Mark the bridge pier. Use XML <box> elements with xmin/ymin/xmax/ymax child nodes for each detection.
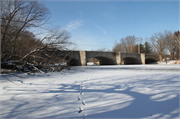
<box><xmin>141</xmin><ymin>53</ymin><xmax>146</xmax><ymax>65</ymax></box>
<box><xmin>116</xmin><ymin>51</ymin><xmax>121</xmax><ymax>65</ymax></box>
<box><xmin>79</xmin><ymin>51</ymin><xmax>86</xmax><ymax>66</ymax></box>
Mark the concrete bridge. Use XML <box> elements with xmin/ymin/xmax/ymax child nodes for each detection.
<box><xmin>53</xmin><ymin>50</ymin><xmax>159</xmax><ymax>66</ymax></box>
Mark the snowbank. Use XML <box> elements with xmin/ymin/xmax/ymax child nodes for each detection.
<box><xmin>158</xmin><ymin>60</ymin><xmax>180</xmax><ymax>65</ymax></box>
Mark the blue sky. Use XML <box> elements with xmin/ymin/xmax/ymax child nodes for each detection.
<box><xmin>39</xmin><ymin>0</ymin><xmax>179</xmax><ymax>51</ymax></box>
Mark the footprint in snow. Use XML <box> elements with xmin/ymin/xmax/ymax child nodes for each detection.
<box><xmin>78</xmin><ymin>107</ymin><xmax>83</xmax><ymax>113</ymax></box>
<box><xmin>78</xmin><ymin>96</ymin><xmax>81</xmax><ymax>100</ymax></box>
<box><xmin>82</xmin><ymin>100</ymin><xmax>87</xmax><ymax>106</ymax></box>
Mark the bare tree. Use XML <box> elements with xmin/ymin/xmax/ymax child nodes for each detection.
<box><xmin>1</xmin><ymin>28</ymin><xmax>72</xmax><ymax>73</ymax></box>
<box><xmin>150</xmin><ymin>31</ymin><xmax>169</xmax><ymax>61</ymax></box>
<box><xmin>173</xmin><ymin>31</ymin><xmax>180</xmax><ymax>48</ymax></box>
<box><xmin>1</xmin><ymin>0</ymin><xmax>74</xmax><ymax>74</ymax></box>
<box><xmin>173</xmin><ymin>31</ymin><xmax>180</xmax><ymax>59</ymax></box>
<box><xmin>1</xmin><ymin>0</ymin><xmax>50</xmax><ymax>58</ymax></box>
<box><xmin>125</xmin><ymin>36</ymin><xmax>137</xmax><ymax>53</ymax></box>
<box><xmin>119</xmin><ymin>38</ymin><xmax>128</xmax><ymax>53</ymax></box>
<box><xmin>112</xmin><ymin>40</ymin><xmax>121</xmax><ymax>52</ymax></box>
<box><xmin>112</xmin><ymin>35</ymin><xmax>137</xmax><ymax>53</ymax></box>
<box><xmin>164</xmin><ymin>31</ymin><xmax>176</xmax><ymax>60</ymax></box>
<box><xmin>20</xmin><ymin>28</ymin><xmax>72</xmax><ymax>73</ymax></box>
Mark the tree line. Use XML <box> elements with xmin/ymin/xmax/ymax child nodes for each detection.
<box><xmin>112</xmin><ymin>31</ymin><xmax>180</xmax><ymax>61</ymax></box>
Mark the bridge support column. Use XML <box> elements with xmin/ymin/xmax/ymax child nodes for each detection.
<box><xmin>116</xmin><ymin>51</ymin><xmax>121</xmax><ymax>65</ymax></box>
<box><xmin>141</xmin><ymin>53</ymin><xmax>146</xmax><ymax>65</ymax></box>
<box><xmin>80</xmin><ymin>51</ymin><xmax>86</xmax><ymax>66</ymax></box>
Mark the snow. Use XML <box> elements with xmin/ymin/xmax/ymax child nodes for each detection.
<box><xmin>158</xmin><ymin>60</ymin><xmax>180</xmax><ymax>65</ymax></box>
<box><xmin>0</xmin><ymin>65</ymin><xmax>180</xmax><ymax>119</ymax></box>
<box><xmin>87</xmin><ymin>62</ymin><xmax>95</xmax><ymax>66</ymax></box>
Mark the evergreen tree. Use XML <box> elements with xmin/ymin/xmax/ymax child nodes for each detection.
<box><xmin>140</xmin><ymin>44</ymin><xmax>145</xmax><ymax>53</ymax></box>
<box><xmin>144</xmin><ymin>42</ymin><xmax>152</xmax><ymax>54</ymax></box>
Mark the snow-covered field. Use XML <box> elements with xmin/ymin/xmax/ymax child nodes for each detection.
<box><xmin>0</xmin><ymin>65</ymin><xmax>180</xmax><ymax>119</ymax></box>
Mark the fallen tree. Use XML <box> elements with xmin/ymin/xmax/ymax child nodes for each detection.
<box><xmin>1</xmin><ymin>29</ymin><xmax>74</xmax><ymax>75</ymax></box>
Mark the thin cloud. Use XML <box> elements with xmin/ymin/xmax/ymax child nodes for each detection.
<box><xmin>92</xmin><ymin>22</ymin><xmax>106</xmax><ymax>35</ymax></box>
<box><xmin>91</xmin><ymin>21</ymin><xmax>114</xmax><ymax>40</ymax></box>
<box><xmin>66</xmin><ymin>19</ymin><xmax>84</xmax><ymax>31</ymax></box>
<box><xmin>103</xmin><ymin>30</ymin><xmax>107</xmax><ymax>34</ymax></box>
